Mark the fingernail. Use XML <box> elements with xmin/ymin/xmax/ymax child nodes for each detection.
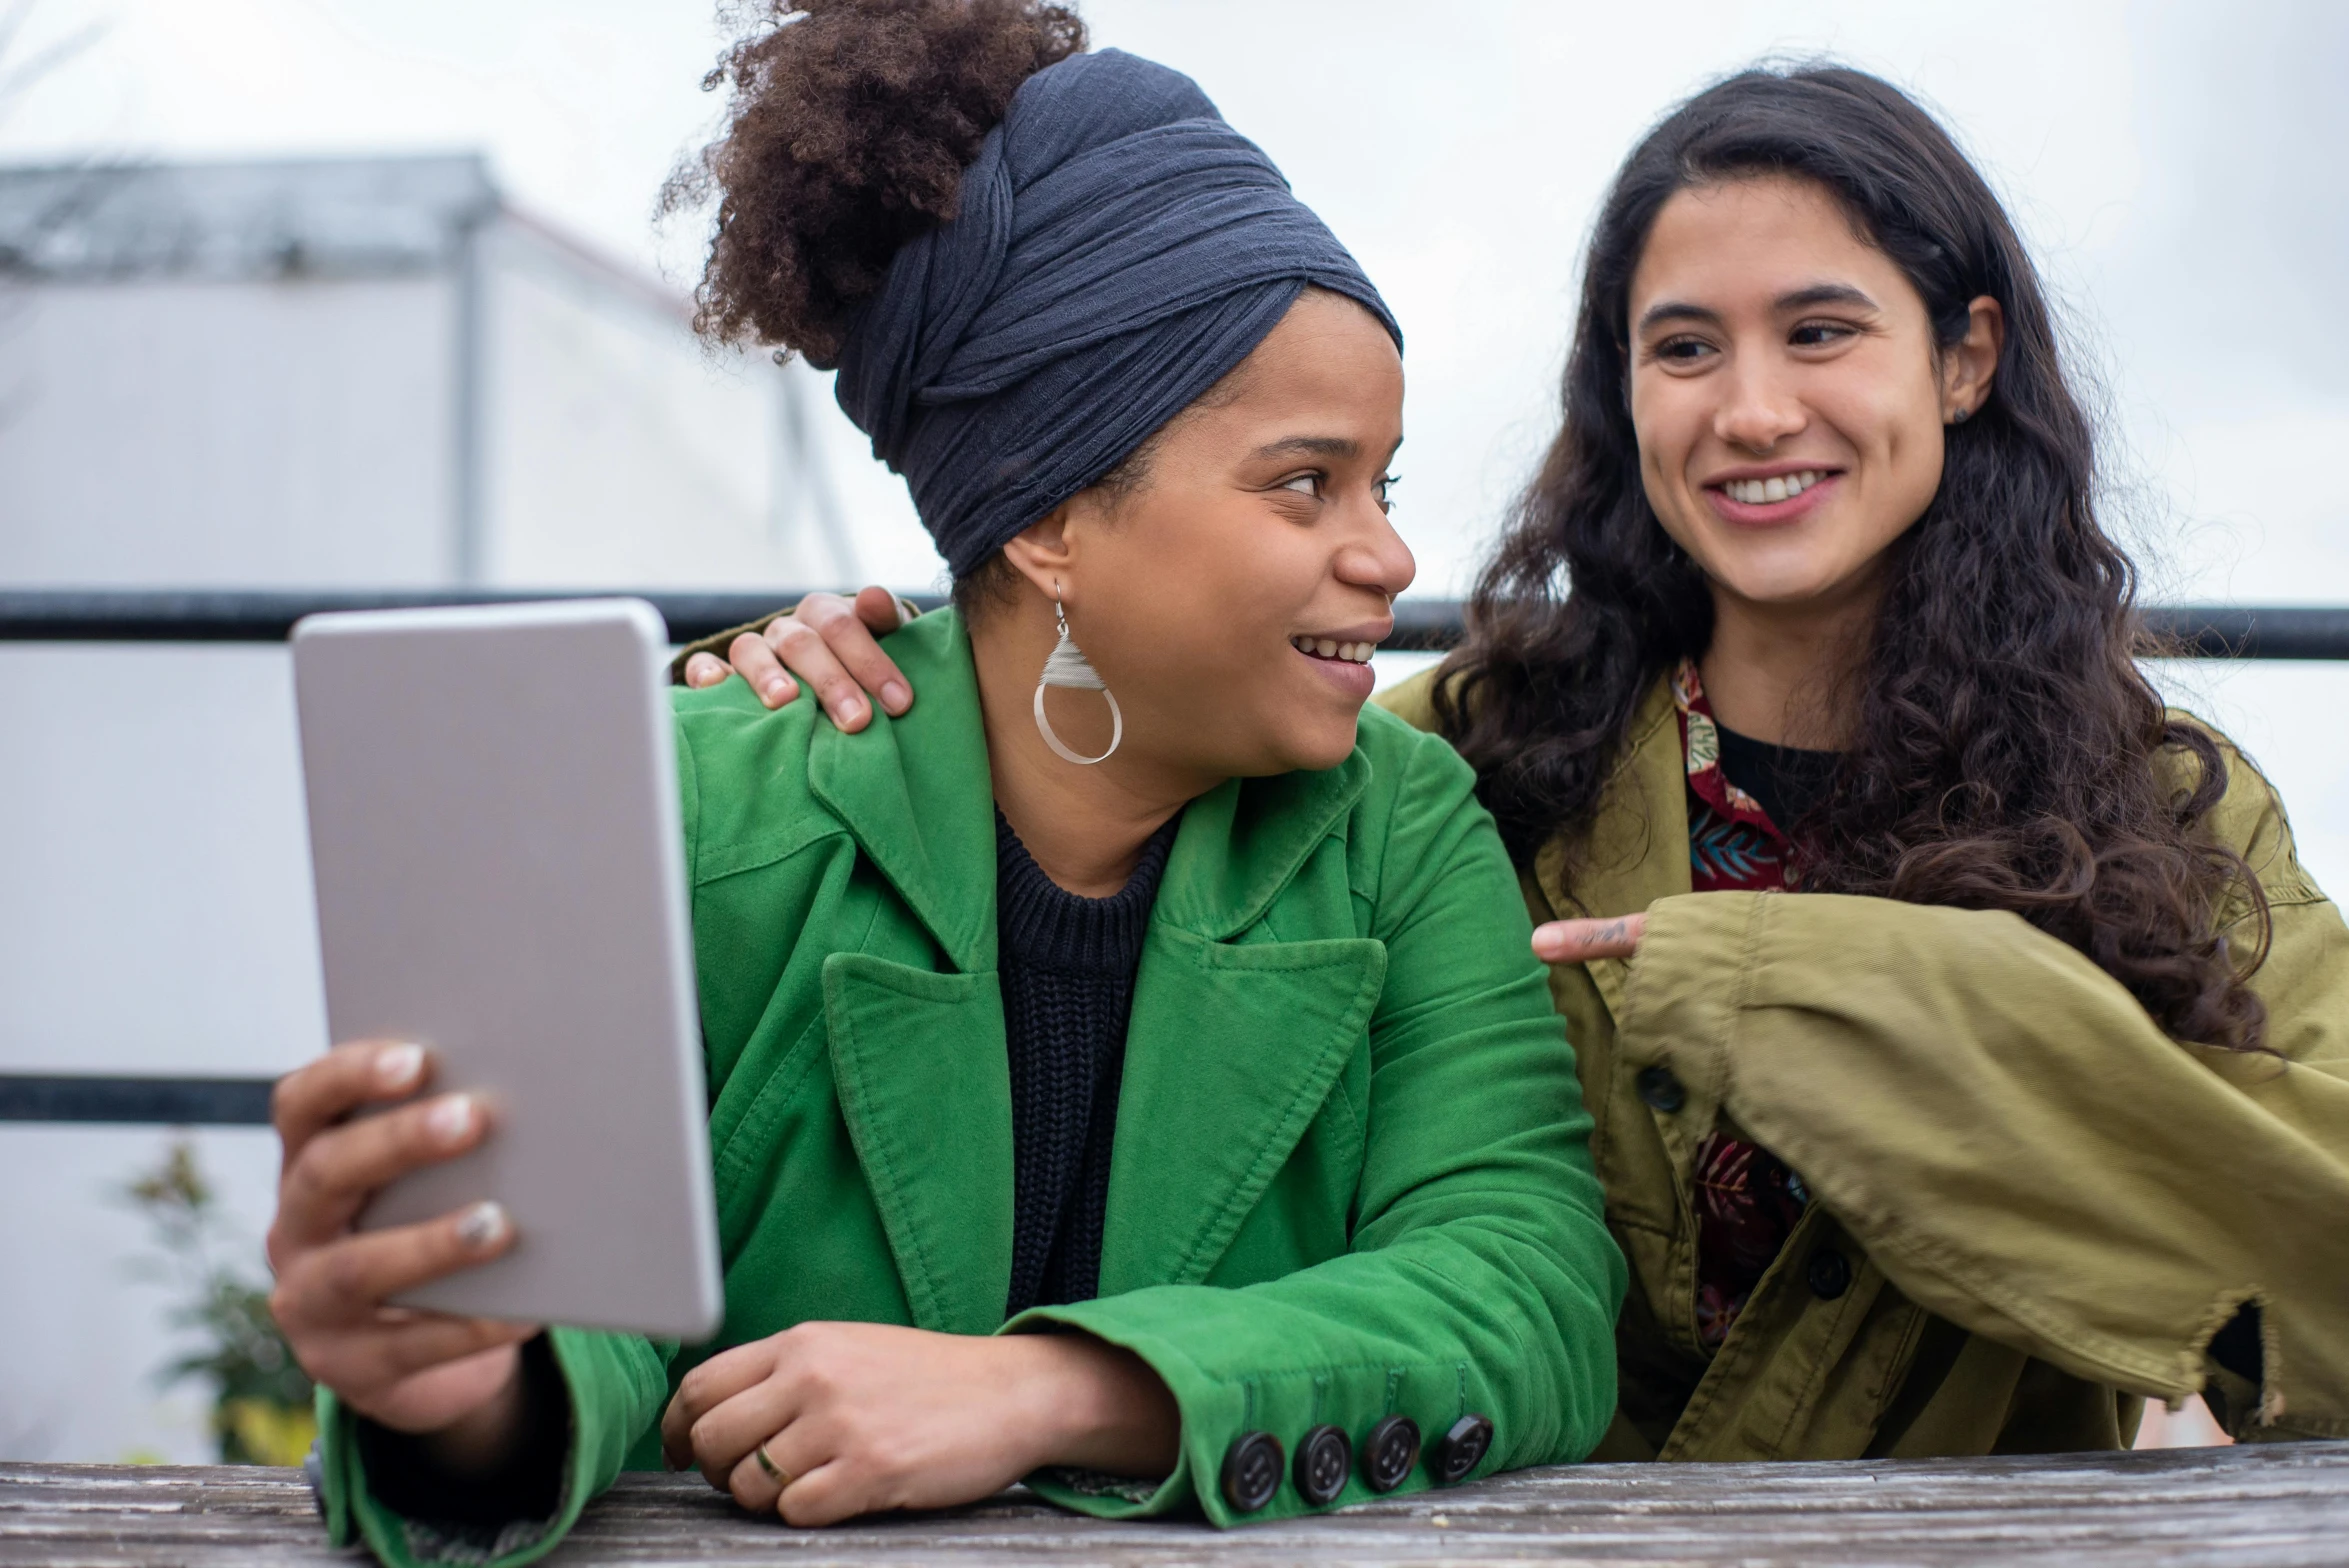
<box><xmin>763</xmin><ymin>679</ymin><xmax>789</xmax><ymax>703</ymax></box>
<box><xmin>880</xmin><ymin>681</ymin><xmax>909</xmax><ymax>713</ymax></box>
<box><xmin>427</xmin><ymin>1094</ymin><xmax>476</xmax><ymax>1145</ymax></box>
<box><xmin>837</xmin><ymin>697</ymin><xmax>864</xmax><ymax>723</ymax></box>
<box><xmin>376</xmin><ymin>1043</ymin><xmax>425</xmax><ymax>1090</ymax></box>
<box><xmin>456</xmin><ymin>1200</ymin><xmax>508</xmax><ymax>1251</ymax></box>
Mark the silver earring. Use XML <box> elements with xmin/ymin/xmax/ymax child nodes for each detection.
<box><xmin>1033</xmin><ymin>589</ymin><xmax>1122</xmax><ymax>766</ymax></box>
<box><xmin>1951</xmin><ymin>407</ymin><xmax>1970</xmax><ymax>425</ymax></box>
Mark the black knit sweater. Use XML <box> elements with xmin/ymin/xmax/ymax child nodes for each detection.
<box><xmin>996</xmin><ymin>807</ymin><xmax>1180</xmax><ymax>1318</ymax></box>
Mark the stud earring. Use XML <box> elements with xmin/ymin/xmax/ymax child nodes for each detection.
<box><xmin>1033</xmin><ymin>588</ymin><xmax>1122</xmax><ymax>766</ymax></box>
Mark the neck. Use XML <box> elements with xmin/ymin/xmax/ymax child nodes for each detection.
<box><xmin>968</xmin><ymin>607</ymin><xmax>1210</xmax><ymax>898</ymax></box>
<box><xmin>1697</xmin><ymin>576</ymin><xmax>1883</xmax><ymax>750</ymax></box>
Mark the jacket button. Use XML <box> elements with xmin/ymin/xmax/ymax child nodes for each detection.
<box><xmin>1429</xmin><ymin>1414</ymin><xmax>1493</xmax><ymax>1485</ymax></box>
<box><xmin>1220</xmin><ymin>1430</ymin><xmax>1284</xmax><ymax>1513</ymax></box>
<box><xmin>1636</xmin><ymin>1064</ymin><xmax>1686</xmax><ymax>1113</ymax></box>
<box><xmin>1807</xmin><ymin>1248</ymin><xmax>1852</xmax><ymax>1301</ymax></box>
<box><xmin>1293</xmin><ymin>1423</ymin><xmax>1351</xmax><ymax>1507</ymax></box>
<box><xmin>1362</xmin><ymin>1414</ymin><xmax>1421</xmax><ymax>1493</ymax></box>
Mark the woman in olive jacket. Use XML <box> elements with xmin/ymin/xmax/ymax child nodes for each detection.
<box><xmin>263</xmin><ymin>18</ymin><xmax>1621</xmax><ymax>1568</ymax></box>
<box><xmin>697</xmin><ymin>65</ymin><xmax>2349</xmax><ymax>1460</ymax></box>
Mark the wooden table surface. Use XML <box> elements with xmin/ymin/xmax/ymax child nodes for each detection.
<box><xmin>7</xmin><ymin>1441</ymin><xmax>2348</xmax><ymax>1567</ymax></box>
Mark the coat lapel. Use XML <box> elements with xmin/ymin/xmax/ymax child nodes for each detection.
<box><xmin>1537</xmin><ymin>678</ymin><xmax>1690</xmax><ymax>1020</ymax></box>
<box><xmin>822</xmin><ymin>954</ymin><xmax>1014</xmax><ymax>1335</ymax></box>
<box><xmin>807</xmin><ymin>611</ymin><xmax>996</xmax><ymax>975</ymax></box>
<box><xmin>1098</xmin><ymin>759</ymin><xmax>1383</xmax><ymax>1294</ymax></box>
<box><xmin>807</xmin><ymin>612</ymin><xmax>1010</xmax><ymax>1331</ymax></box>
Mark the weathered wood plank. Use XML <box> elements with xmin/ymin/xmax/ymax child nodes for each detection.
<box><xmin>6</xmin><ymin>1443</ymin><xmax>2348</xmax><ymax>1567</ymax></box>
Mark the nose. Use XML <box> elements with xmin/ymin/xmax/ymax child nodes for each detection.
<box><xmin>1336</xmin><ymin>494</ymin><xmax>1417</xmax><ymax>602</ymax></box>
<box><xmin>1713</xmin><ymin>355</ymin><xmax>1808</xmax><ymax>453</ymax></box>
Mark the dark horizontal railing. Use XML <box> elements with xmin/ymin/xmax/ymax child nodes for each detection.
<box><xmin>6</xmin><ymin>590</ymin><xmax>2349</xmax><ymax>658</ymax></box>
<box><xmin>0</xmin><ymin>1074</ymin><xmax>274</xmax><ymax>1125</ymax></box>
<box><xmin>6</xmin><ymin>587</ymin><xmax>2347</xmax><ymax>1129</ymax></box>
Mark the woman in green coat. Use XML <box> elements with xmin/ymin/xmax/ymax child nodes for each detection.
<box><xmin>261</xmin><ymin>12</ymin><xmax>1622</xmax><ymax>1566</ymax></box>
<box><xmin>696</xmin><ymin>64</ymin><xmax>2349</xmax><ymax>1458</ymax></box>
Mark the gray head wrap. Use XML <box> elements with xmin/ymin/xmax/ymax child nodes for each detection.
<box><xmin>828</xmin><ymin>49</ymin><xmax>1400</xmax><ymax>579</ymax></box>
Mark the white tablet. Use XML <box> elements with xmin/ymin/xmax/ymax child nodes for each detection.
<box><xmin>292</xmin><ymin>599</ymin><xmax>722</xmax><ymax>1342</ymax></box>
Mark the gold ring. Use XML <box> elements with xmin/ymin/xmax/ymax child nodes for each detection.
<box><xmin>754</xmin><ymin>1440</ymin><xmax>787</xmax><ymax>1487</ymax></box>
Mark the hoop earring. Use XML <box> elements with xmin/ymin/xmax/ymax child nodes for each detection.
<box><xmin>1033</xmin><ymin>589</ymin><xmax>1122</xmax><ymax>766</ymax></box>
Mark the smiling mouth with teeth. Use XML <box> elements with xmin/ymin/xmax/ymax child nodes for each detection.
<box><xmin>1291</xmin><ymin>635</ymin><xmax>1377</xmax><ymax>664</ymax></box>
<box><xmin>1720</xmin><ymin>469</ymin><xmax>1833</xmax><ymax>505</ymax></box>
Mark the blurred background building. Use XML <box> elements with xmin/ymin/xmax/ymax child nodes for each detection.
<box><xmin>0</xmin><ymin>0</ymin><xmax>2340</xmax><ymax>1462</ymax></box>
<box><xmin>0</xmin><ymin>153</ymin><xmax>851</xmax><ymax>589</ymax></box>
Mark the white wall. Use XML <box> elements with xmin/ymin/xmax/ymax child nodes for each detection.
<box><xmin>0</xmin><ymin>644</ymin><xmax>320</xmax><ymax>1464</ymax></box>
<box><xmin>478</xmin><ymin>218</ymin><xmax>857</xmax><ymax>591</ymax></box>
<box><xmin>0</xmin><ymin>275</ymin><xmax>458</xmax><ymax>587</ymax></box>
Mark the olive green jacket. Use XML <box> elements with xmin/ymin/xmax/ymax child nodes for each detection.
<box><xmin>314</xmin><ymin>610</ymin><xmax>1624</xmax><ymax>1567</ymax></box>
<box><xmin>1380</xmin><ymin>669</ymin><xmax>2349</xmax><ymax>1460</ymax></box>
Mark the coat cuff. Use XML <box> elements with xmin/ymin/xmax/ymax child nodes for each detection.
<box><xmin>1004</xmin><ymin>1291</ymin><xmax>1484</xmax><ymax>1527</ymax></box>
<box><xmin>312</xmin><ymin>1327</ymin><xmax>662</xmax><ymax>1568</ymax></box>
<box><xmin>1611</xmin><ymin>891</ymin><xmax>1765</xmax><ymax>1142</ymax></box>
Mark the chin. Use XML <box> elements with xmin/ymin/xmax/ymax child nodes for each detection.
<box><xmin>1712</xmin><ymin>560</ymin><xmax>1864</xmax><ymax>609</ymax></box>
<box><xmin>1279</xmin><ymin>721</ymin><xmax>1363</xmax><ymax>775</ymax></box>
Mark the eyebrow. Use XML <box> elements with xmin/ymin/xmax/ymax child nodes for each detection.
<box><xmin>1253</xmin><ymin>435</ymin><xmax>1361</xmax><ymax>462</ymax></box>
<box><xmin>1636</xmin><ymin>282</ymin><xmax>1881</xmax><ymax>334</ymax></box>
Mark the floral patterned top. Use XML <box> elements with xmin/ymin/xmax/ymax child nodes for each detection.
<box><xmin>1672</xmin><ymin>658</ymin><xmax>1814</xmax><ymax>1347</ymax></box>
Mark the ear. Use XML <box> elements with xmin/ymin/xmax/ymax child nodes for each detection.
<box><xmin>999</xmin><ymin>501</ymin><xmax>1078</xmax><ymax>604</ymax></box>
<box><xmin>1941</xmin><ymin>295</ymin><xmax>2005</xmax><ymax>424</ymax></box>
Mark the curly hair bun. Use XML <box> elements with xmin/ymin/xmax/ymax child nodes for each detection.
<box><xmin>669</xmin><ymin>0</ymin><xmax>1087</xmax><ymax>364</ymax></box>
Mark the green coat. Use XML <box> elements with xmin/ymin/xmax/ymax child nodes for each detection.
<box><xmin>1380</xmin><ymin>669</ymin><xmax>2349</xmax><ymax>1460</ymax></box>
<box><xmin>316</xmin><ymin>609</ymin><xmax>1625</xmax><ymax>1566</ymax></box>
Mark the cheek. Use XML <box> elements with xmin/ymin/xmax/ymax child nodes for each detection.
<box><xmin>1835</xmin><ymin>378</ymin><xmax>1946</xmax><ymax>547</ymax></box>
<box><xmin>1629</xmin><ymin>379</ymin><xmax>1704</xmax><ymax>531</ymax></box>
<box><xmin>1084</xmin><ymin>503</ymin><xmax>1297</xmax><ymax>677</ymax></box>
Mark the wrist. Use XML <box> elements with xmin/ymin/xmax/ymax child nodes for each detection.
<box><xmin>1007</xmin><ymin>1331</ymin><xmax>1179</xmax><ymax>1478</ymax></box>
<box><xmin>417</xmin><ymin>1341</ymin><xmax>534</xmax><ymax>1476</ymax></box>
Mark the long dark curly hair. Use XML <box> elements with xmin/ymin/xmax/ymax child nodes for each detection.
<box><xmin>1434</xmin><ymin>64</ymin><xmax>2269</xmax><ymax>1052</ymax></box>
<box><xmin>663</xmin><ymin>0</ymin><xmax>1085</xmax><ymax>365</ymax></box>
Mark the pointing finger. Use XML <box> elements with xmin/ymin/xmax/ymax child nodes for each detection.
<box><xmin>1532</xmin><ymin>913</ymin><xmax>1648</xmax><ymax>965</ymax></box>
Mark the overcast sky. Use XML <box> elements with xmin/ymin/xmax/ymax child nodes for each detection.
<box><xmin>5</xmin><ymin>0</ymin><xmax>2345</xmax><ymax>875</ymax></box>
<box><xmin>6</xmin><ymin>0</ymin><xmax>2342</xmax><ymax>600</ymax></box>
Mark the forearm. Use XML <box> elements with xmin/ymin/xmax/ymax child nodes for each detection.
<box><xmin>1017</xmin><ymin>1208</ymin><xmax>1620</xmax><ymax>1524</ymax></box>
<box><xmin>1621</xmin><ymin>890</ymin><xmax>2349</xmax><ymax>1428</ymax></box>
<box><xmin>1008</xmin><ymin>1332</ymin><xmax>1179</xmax><ymax>1477</ymax></box>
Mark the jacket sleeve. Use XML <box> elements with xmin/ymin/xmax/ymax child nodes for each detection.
<box><xmin>314</xmin><ymin>1327</ymin><xmax>671</xmax><ymax>1568</ymax></box>
<box><xmin>1010</xmin><ymin>731</ymin><xmax>1626</xmax><ymax>1524</ymax></box>
<box><xmin>1614</xmin><ymin>744</ymin><xmax>2349</xmax><ymax>1440</ymax></box>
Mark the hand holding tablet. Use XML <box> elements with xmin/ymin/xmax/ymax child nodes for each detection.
<box><xmin>265</xmin><ymin>1037</ymin><xmax>540</xmax><ymax>1449</ymax></box>
<box><xmin>273</xmin><ymin>600</ymin><xmax>723</xmax><ymax>1454</ymax></box>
